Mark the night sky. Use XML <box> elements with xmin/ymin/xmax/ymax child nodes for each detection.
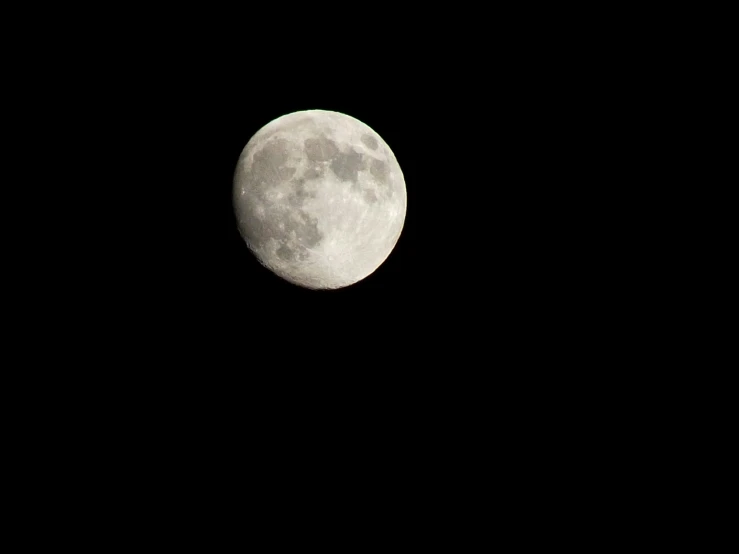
<box><xmin>69</xmin><ymin>7</ymin><xmax>633</xmax><ymax>391</ymax></box>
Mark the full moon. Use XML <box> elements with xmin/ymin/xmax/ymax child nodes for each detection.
<box><xmin>233</xmin><ymin>109</ymin><xmax>407</xmax><ymax>289</ymax></box>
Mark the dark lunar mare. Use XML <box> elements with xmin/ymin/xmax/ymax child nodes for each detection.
<box><xmin>304</xmin><ymin>136</ymin><xmax>339</xmax><ymax>162</ymax></box>
<box><xmin>236</xmin><ymin>138</ymin><xmax>324</xmax><ymax>260</ymax></box>
<box><xmin>360</xmin><ymin>133</ymin><xmax>378</xmax><ymax>150</ymax></box>
<box><xmin>369</xmin><ymin>158</ymin><xmax>389</xmax><ymax>183</ymax></box>
<box><xmin>330</xmin><ymin>148</ymin><xmax>365</xmax><ymax>184</ymax></box>
<box><xmin>287</xmin><ymin>178</ymin><xmax>317</xmax><ymax>208</ymax></box>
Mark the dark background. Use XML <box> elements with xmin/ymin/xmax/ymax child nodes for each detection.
<box><xmin>62</xmin><ymin>7</ymin><xmax>642</xmax><ymax>375</ymax></box>
<box><xmin>31</xmin><ymin>6</ymin><xmax>662</xmax><ymax>406</ymax></box>
<box><xmin>12</xmin><ymin>8</ymin><xmax>695</xmax><ymax>526</ymax></box>
<box><xmin>7</xmin><ymin>9</ymin><xmax>722</xmax><ymax>539</ymax></box>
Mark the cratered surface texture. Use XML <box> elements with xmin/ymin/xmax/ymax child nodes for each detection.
<box><xmin>233</xmin><ymin>110</ymin><xmax>406</xmax><ymax>289</ymax></box>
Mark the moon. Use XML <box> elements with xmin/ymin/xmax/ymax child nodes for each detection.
<box><xmin>233</xmin><ymin>109</ymin><xmax>407</xmax><ymax>289</ymax></box>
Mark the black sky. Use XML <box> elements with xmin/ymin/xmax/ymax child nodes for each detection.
<box><xmin>12</xmin><ymin>9</ymin><xmax>675</xmax><ymax>499</ymax></box>
<box><xmin>64</xmin><ymin>7</ymin><xmax>640</xmax><ymax>378</ymax></box>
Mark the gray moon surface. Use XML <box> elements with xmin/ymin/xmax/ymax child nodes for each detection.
<box><xmin>233</xmin><ymin>109</ymin><xmax>407</xmax><ymax>289</ymax></box>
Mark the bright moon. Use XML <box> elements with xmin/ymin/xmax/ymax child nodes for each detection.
<box><xmin>233</xmin><ymin>109</ymin><xmax>407</xmax><ymax>289</ymax></box>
